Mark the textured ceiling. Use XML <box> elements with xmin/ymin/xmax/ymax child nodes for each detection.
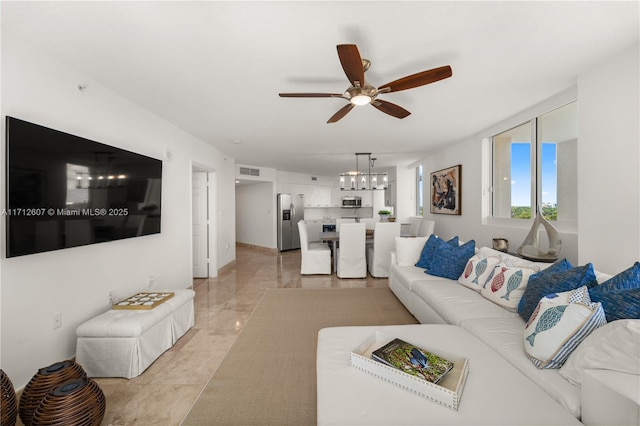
<box><xmin>2</xmin><ymin>1</ymin><xmax>638</xmax><ymax>176</ymax></box>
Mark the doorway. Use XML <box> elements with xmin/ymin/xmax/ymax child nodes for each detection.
<box><xmin>192</xmin><ymin>166</ymin><xmax>217</xmax><ymax>278</ymax></box>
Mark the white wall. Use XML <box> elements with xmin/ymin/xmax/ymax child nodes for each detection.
<box><xmin>0</xmin><ymin>33</ymin><xmax>237</xmax><ymax>388</ymax></box>
<box><xmin>411</xmin><ymin>45</ymin><xmax>639</xmax><ymax>274</ymax></box>
<box><xmin>236</xmin><ymin>182</ymin><xmax>274</xmax><ymax>248</ymax></box>
<box><xmin>395</xmin><ymin>165</ymin><xmax>416</xmax><ymax>222</ymax></box>
<box><xmin>577</xmin><ymin>45</ymin><xmax>640</xmax><ymax>272</ymax></box>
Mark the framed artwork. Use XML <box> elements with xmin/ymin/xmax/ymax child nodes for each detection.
<box><xmin>430</xmin><ymin>165</ymin><xmax>461</xmax><ymax>215</ymax></box>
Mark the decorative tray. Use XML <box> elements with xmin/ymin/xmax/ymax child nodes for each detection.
<box><xmin>112</xmin><ymin>292</ymin><xmax>174</xmax><ymax>310</ymax></box>
<box><xmin>350</xmin><ymin>331</ymin><xmax>469</xmax><ymax>411</ymax></box>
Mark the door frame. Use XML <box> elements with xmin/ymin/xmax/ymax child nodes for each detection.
<box><xmin>191</xmin><ymin>163</ymin><xmax>218</xmax><ymax>278</ymax></box>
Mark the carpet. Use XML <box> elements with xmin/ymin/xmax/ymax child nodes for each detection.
<box><xmin>182</xmin><ymin>287</ymin><xmax>418</xmax><ymax>425</ymax></box>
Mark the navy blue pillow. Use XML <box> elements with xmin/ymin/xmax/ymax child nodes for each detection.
<box><xmin>415</xmin><ymin>235</ymin><xmax>459</xmax><ymax>269</ymax></box>
<box><xmin>517</xmin><ymin>263</ymin><xmax>598</xmax><ymax>322</ymax></box>
<box><xmin>428</xmin><ymin>240</ymin><xmax>476</xmax><ymax>280</ymax></box>
<box><xmin>590</xmin><ymin>262</ymin><xmax>640</xmax><ymax>322</ymax></box>
<box><xmin>536</xmin><ymin>258</ymin><xmax>574</xmax><ymax>276</ymax></box>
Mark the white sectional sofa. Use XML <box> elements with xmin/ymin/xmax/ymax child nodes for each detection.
<box><xmin>388</xmin><ymin>244</ymin><xmax>640</xmax><ymax>424</ymax></box>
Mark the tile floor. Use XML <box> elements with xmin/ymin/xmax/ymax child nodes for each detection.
<box><xmin>92</xmin><ymin>245</ymin><xmax>388</xmax><ymax>425</ymax></box>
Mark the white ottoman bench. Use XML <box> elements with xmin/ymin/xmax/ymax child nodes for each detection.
<box><xmin>75</xmin><ymin>289</ymin><xmax>195</xmax><ymax>379</ymax></box>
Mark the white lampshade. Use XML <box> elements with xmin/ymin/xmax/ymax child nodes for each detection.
<box><xmin>350</xmin><ymin>95</ymin><xmax>371</xmax><ymax>106</ymax></box>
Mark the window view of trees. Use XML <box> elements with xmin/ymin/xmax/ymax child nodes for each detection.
<box><xmin>492</xmin><ymin>101</ymin><xmax>577</xmax><ymax>222</ymax></box>
<box><xmin>511</xmin><ymin>205</ymin><xmax>557</xmax><ymax>220</ymax></box>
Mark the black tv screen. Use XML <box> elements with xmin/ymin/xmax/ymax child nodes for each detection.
<box><xmin>5</xmin><ymin>116</ymin><xmax>162</xmax><ymax>257</ymax></box>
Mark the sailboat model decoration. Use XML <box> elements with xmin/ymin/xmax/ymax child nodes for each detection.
<box><xmin>516</xmin><ymin>204</ymin><xmax>562</xmax><ymax>261</ymax></box>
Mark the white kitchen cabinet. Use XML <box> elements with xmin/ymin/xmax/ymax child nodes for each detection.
<box><xmin>314</xmin><ymin>186</ymin><xmax>332</xmax><ymax>207</ymax></box>
<box><xmin>372</xmin><ymin>190</ymin><xmax>386</xmax><ymax>213</ymax></box>
<box><xmin>295</xmin><ymin>184</ymin><xmax>315</xmax><ymax>207</ymax></box>
<box><xmin>331</xmin><ymin>187</ymin><xmax>342</xmax><ymax>207</ymax></box>
<box><xmin>360</xmin><ymin>190</ymin><xmax>373</xmax><ymax>207</ymax></box>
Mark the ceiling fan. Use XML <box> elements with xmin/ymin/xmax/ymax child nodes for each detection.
<box><xmin>279</xmin><ymin>44</ymin><xmax>452</xmax><ymax>123</ymax></box>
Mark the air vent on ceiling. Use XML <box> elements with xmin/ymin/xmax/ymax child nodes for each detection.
<box><xmin>239</xmin><ymin>167</ymin><xmax>260</xmax><ymax>176</ymax></box>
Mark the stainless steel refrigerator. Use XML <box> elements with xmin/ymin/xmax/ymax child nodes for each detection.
<box><xmin>277</xmin><ymin>193</ymin><xmax>304</xmax><ymax>251</ymax></box>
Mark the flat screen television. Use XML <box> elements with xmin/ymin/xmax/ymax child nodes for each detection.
<box><xmin>5</xmin><ymin>116</ymin><xmax>162</xmax><ymax>257</ymax></box>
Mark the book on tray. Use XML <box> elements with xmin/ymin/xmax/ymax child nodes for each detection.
<box><xmin>371</xmin><ymin>338</ymin><xmax>454</xmax><ymax>384</ymax></box>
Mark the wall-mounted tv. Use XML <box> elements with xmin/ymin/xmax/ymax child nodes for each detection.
<box><xmin>5</xmin><ymin>116</ymin><xmax>162</xmax><ymax>257</ymax></box>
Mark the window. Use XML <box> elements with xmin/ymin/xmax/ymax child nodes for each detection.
<box><xmin>416</xmin><ymin>165</ymin><xmax>424</xmax><ymax>216</ymax></box>
<box><xmin>492</xmin><ymin>101</ymin><xmax>577</xmax><ymax>222</ymax></box>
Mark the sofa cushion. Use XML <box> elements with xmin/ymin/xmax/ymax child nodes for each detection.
<box><xmin>481</xmin><ymin>266</ymin><xmax>537</xmax><ymax>311</ymax></box>
<box><xmin>517</xmin><ymin>263</ymin><xmax>598</xmax><ymax>322</ymax></box>
<box><xmin>395</xmin><ymin>236</ymin><xmax>428</xmax><ymax>266</ymax></box>
<box><xmin>412</xmin><ymin>278</ymin><xmax>518</xmax><ymax>325</ymax></box>
<box><xmin>523</xmin><ymin>286</ymin><xmax>607</xmax><ymax>369</ymax></box>
<box><xmin>428</xmin><ymin>240</ymin><xmax>475</xmax><ymax>280</ymax></box>
<box><xmin>460</xmin><ymin>316</ymin><xmax>582</xmax><ymax>418</ymax></box>
<box><xmin>458</xmin><ymin>255</ymin><xmax>502</xmax><ymax>291</ymax></box>
<box><xmin>390</xmin><ymin>263</ymin><xmax>440</xmax><ymax>291</ymax></box>
<box><xmin>589</xmin><ymin>262</ymin><xmax>640</xmax><ymax>321</ymax></box>
<box><xmin>559</xmin><ymin>319</ymin><xmax>640</xmax><ymax>386</ymax></box>
<box><xmin>415</xmin><ymin>235</ymin><xmax>458</xmax><ymax>269</ymax></box>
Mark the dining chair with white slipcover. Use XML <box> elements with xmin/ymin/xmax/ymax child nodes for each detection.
<box><xmin>298</xmin><ymin>220</ymin><xmax>331</xmax><ymax>275</ymax></box>
<box><xmin>335</xmin><ymin>218</ymin><xmax>355</xmax><ymax>232</ymax></box>
<box><xmin>336</xmin><ymin>222</ymin><xmax>367</xmax><ymax>278</ymax></box>
<box><xmin>367</xmin><ymin>222</ymin><xmax>401</xmax><ymax>278</ymax></box>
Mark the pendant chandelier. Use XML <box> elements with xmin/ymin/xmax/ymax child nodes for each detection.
<box><xmin>339</xmin><ymin>153</ymin><xmax>387</xmax><ymax>191</ymax></box>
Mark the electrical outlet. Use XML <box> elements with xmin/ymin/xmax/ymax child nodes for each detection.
<box><xmin>148</xmin><ymin>276</ymin><xmax>157</xmax><ymax>289</ymax></box>
<box><xmin>53</xmin><ymin>312</ymin><xmax>62</xmax><ymax>330</ymax></box>
<box><xmin>108</xmin><ymin>290</ymin><xmax>116</xmax><ymax>305</ymax></box>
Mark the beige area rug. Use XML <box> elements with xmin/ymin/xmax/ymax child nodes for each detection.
<box><xmin>182</xmin><ymin>287</ymin><xmax>418</xmax><ymax>425</ymax></box>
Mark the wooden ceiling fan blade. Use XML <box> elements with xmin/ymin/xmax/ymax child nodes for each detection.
<box><xmin>378</xmin><ymin>65</ymin><xmax>452</xmax><ymax>93</ymax></box>
<box><xmin>371</xmin><ymin>99</ymin><xmax>411</xmax><ymax>119</ymax></box>
<box><xmin>327</xmin><ymin>104</ymin><xmax>355</xmax><ymax>123</ymax></box>
<box><xmin>279</xmin><ymin>93</ymin><xmax>343</xmax><ymax>98</ymax></box>
<box><xmin>337</xmin><ymin>44</ymin><xmax>365</xmax><ymax>87</ymax></box>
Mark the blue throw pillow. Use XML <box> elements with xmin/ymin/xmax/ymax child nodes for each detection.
<box><xmin>589</xmin><ymin>262</ymin><xmax>640</xmax><ymax>322</ymax></box>
<box><xmin>517</xmin><ymin>263</ymin><xmax>598</xmax><ymax>322</ymax></box>
<box><xmin>428</xmin><ymin>240</ymin><xmax>476</xmax><ymax>280</ymax></box>
<box><xmin>415</xmin><ymin>235</ymin><xmax>459</xmax><ymax>269</ymax></box>
<box><xmin>536</xmin><ymin>258</ymin><xmax>574</xmax><ymax>277</ymax></box>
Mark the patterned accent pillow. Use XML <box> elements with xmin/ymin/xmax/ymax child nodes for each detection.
<box><xmin>517</xmin><ymin>263</ymin><xmax>598</xmax><ymax>322</ymax></box>
<box><xmin>481</xmin><ymin>266</ymin><xmax>537</xmax><ymax>311</ymax></box>
<box><xmin>458</xmin><ymin>255</ymin><xmax>502</xmax><ymax>291</ymax></box>
<box><xmin>524</xmin><ymin>286</ymin><xmax>607</xmax><ymax>369</ymax></box>
<box><xmin>395</xmin><ymin>236</ymin><xmax>429</xmax><ymax>267</ymax></box>
<box><xmin>427</xmin><ymin>240</ymin><xmax>476</xmax><ymax>280</ymax></box>
<box><xmin>589</xmin><ymin>262</ymin><xmax>640</xmax><ymax>321</ymax></box>
<box><xmin>415</xmin><ymin>235</ymin><xmax>459</xmax><ymax>269</ymax></box>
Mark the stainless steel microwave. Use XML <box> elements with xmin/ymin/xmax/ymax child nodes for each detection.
<box><xmin>341</xmin><ymin>196</ymin><xmax>362</xmax><ymax>207</ymax></box>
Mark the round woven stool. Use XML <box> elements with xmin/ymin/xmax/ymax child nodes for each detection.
<box><xmin>1</xmin><ymin>369</ymin><xmax>18</xmax><ymax>426</ymax></box>
<box><xmin>19</xmin><ymin>360</ymin><xmax>86</xmax><ymax>426</ymax></box>
<box><xmin>31</xmin><ymin>377</ymin><xmax>106</xmax><ymax>426</ymax></box>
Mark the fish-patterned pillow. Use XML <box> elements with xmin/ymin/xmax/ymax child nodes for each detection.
<box><xmin>458</xmin><ymin>255</ymin><xmax>501</xmax><ymax>291</ymax></box>
<box><xmin>524</xmin><ymin>286</ymin><xmax>607</xmax><ymax>369</ymax></box>
<box><xmin>480</xmin><ymin>266</ymin><xmax>536</xmax><ymax>311</ymax></box>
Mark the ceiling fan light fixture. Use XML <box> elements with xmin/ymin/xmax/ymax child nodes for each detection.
<box><xmin>350</xmin><ymin>95</ymin><xmax>372</xmax><ymax>106</ymax></box>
